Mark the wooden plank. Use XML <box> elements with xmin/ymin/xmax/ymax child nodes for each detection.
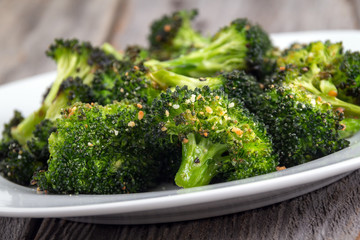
<box><xmin>0</xmin><ymin>218</ymin><xmax>42</xmax><ymax>240</ymax></box>
<box><xmin>1</xmin><ymin>0</ymin><xmax>360</xmax><ymax>239</ymax></box>
<box><xmin>0</xmin><ymin>0</ymin><xmax>124</xmax><ymax>85</ymax></box>
<box><xmin>109</xmin><ymin>0</ymin><xmax>358</xmax><ymax>49</ymax></box>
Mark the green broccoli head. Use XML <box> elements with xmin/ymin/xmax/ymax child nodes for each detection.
<box><xmin>26</xmin><ymin>119</ymin><xmax>57</xmax><ymax>167</ymax></box>
<box><xmin>11</xmin><ymin>39</ymin><xmax>117</xmax><ymax>146</ymax></box>
<box><xmin>0</xmin><ymin>115</ymin><xmax>55</xmax><ymax>186</ymax></box>
<box><xmin>333</xmin><ymin>51</ymin><xmax>360</xmax><ymax>104</ymax></box>
<box><xmin>145</xmin><ymin>18</ymin><xmax>273</xmax><ymax>79</ymax></box>
<box><xmin>0</xmin><ymin>140</ymin><xmax>37</xmax><ymax>185</ymax></box>
<box><xmin>35</xmin><ymin>101</ymin><xmax>160</xmax><ymax>194</ymax></box>
<box><xmin>150</xmin><ymin>86</ymin><xmax>277</xmax><ymax>188</ymax></box>
<box><xmin>91</xmin><ymin>62</ymin><xmax>163</xmax><ymax>105</ymax></box>
<box><xmin>1</xmin><ymin>110</ymin><xmax>24</xmax><ymax>141</ymax></box>
<box><xmin>277</xmin><ymin>41</ymin><xmax>343</xmax><ymax>70</ymax></box>
<box><xmin>248</xmin><ymin>85</ymin><xmax>349</xmax><ymax>167</ymax></box>
<box><xmin>148</xmin><ymin>9</ymin><xmax>210</xmax><ymax>60</ymax></box>
<box><xmin>274</xmin><ymin>41</ymin><xmax>360</xmax><ymax>137</ymax></box>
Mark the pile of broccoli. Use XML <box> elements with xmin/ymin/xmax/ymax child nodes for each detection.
<box><xmin>0</xmin><ymin>10</ymin><xmax>359</xmax><ymax>194</ymax></box>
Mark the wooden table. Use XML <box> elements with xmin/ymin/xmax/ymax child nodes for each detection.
<box><xmin>1</xmin><ymin>0</ymin><xmax>360</xmax><ymax>239</ymax></box>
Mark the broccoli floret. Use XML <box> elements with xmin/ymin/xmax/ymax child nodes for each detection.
<box><xmin>275</xmin><ymin>41</ymin><xmax>360</xmax><ymax>137</ymax></box>
<box><xmin>26</xmin><ymin>119</ymin><xmax>57</xmax><ymax>167</ymax></box>
<box><xmin>11</xmin><ymin>39</ymin><xmax>116</xmax><ymax>145</ymax></box>
<box><xmin>1</xmin><ymin>110</ymin><xmax>24</xmax><ymax>141</ymax></box>
<box><xmin>91</xmin><ymin>62</ymin><xmax>163</xmax><ymax>105</ymax></box>
<box><xmin>150</xmin><ymin>86</ymin><xmax>277</xmax><ymax>188</ymax></box>
<box><xmin>333</xmin><ymin>51</ymin><xmax>360</xmax><ymax>105</ymax></box>
<box><xmin>34</xmin><ymin>101</ymin><xmax>160</xmax><ymax>194</ymax></box>
<box><xmin>145</xmin><ymin>18</ymin><xmax>273</xmax><ymax>79</ymax></box>
<box><xmin>0</xmin><ymin>115</ymin><xmax>56</xmax><ymax>185</ymax></box>
<box><xmin>148</xmin><ymin>9</ymin><xmax>210</xmax><ymax>60</ymax></box>
<box><xmin>275</xmin><ymin>41</ymin><xmax>360</xmax><ymax>115</ymax></box>
<box><xmin>247</xmin><ymin>85</ymin><xmax>349</xmax><ymax>167</ymax></box>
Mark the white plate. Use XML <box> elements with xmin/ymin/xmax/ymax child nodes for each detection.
<box><xmin>1</xmin><ymin>31</ymin><xmax>360</xmax><ymax>225</ymax></box>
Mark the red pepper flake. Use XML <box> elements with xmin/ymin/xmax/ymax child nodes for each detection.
<box><xmin>328</xmin><ymin>90</ymin><xmax>337</xmax><ymax>97</ymax></box>
<box><xmin>138</xmin><ymin>111</ymin><xmax>144</xmax><ymax>120</ymax></box>
<box><xmin>164</xmin><ymin>24</ymin><xmax>171</xmax><ymax>32</ymax></box>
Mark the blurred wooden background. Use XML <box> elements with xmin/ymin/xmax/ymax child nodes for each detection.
<box><xmin>1</xmin><ymin>0</ymin><xmax>360</xmax><ymax>85</ymax></box>
<box><xmin>2</xmin><ymin>0</ymin><xmax>360</xmax><ymax>239</ymax></box>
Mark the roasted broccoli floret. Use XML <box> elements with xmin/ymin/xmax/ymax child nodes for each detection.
<box><xmin>11</xmin><ymin>39</ymin><xmax>116</xmax><ymax>145</ymax></box>
<box><xmin>34</xmin><ymin>101</ymin><xmax>160</xmax><ymax>194</ymax></box>
<box><xmin>275</xmin><ymin>41</ymin><xmax>360</xmax><ymax>115</ymax></box>
<box><xmin>333</xmin><ymin>51</ymin><xmax>360</xmax><ymax>104</ymax></box>
<box><xmin>274</xmin><ymin>41</ymin><xmax>360</xmax><ymax>137</ymax></box>
<box><xmin>246</xmin><ymin>85</ymin><xmax>349</xmax><ymax>167</ymax></box>
<box><xmin>91</xmin><ymin>62</ymin><xmax>163</xmax><ymax>105</ymax></box>
<box><xmin>0</xmin><ymin>115</ymin><xmax>56</xmax><ymax>185</ymax></box>
<box><xmin>150</xmin><ymin>86</ymin><xmax>277</xmax><ymax>188</ymax></box>
<box><xmin>148</xmin><ymin>9</ymin><xmax>210</xmax><ymax>60</ymax></box>
<box><xmin>145</xmin><ymin>18</ymin><xmax>273</xmax><ymax>79</ymax></box>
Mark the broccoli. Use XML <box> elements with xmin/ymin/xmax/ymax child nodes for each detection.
<box><xmin>148</xmin><ymin>9</ymin><xmax>210</xmax><ymax>60</ymax></box>
<box><xmin>138</xmin><ymin>68</ymin><xmax>263</xmax><ymax>104</ymax></box>
<box><xmin>101</xmin><ymin>42</ymin><xmax>124</xmax><ymax>61</ymax></box>
<box><xmin>332</xmin><ymin>51</ymin><xmax>360</xmax><ymax>105</ymax></box>
<box><xmin>11</xmin><ymin>39</ymin><xmax>116</xmax><ymax>145</ymax></box>
<box><xmin>34</xmin><ymin>101</ymin><xmax>160</xmax><ymax>194</ymax></box>
<box><xmin>145</xmin><ymin>18</ymin><xmax>274</xmax><ymax>79</ymax></box>
<box><xmin>91</xmin><ymin>62</ymin><xmax>163</xmax><ymax>105</ymax></box>
<box><xmin>274</xmin><ymin>41</ymin><xmax>360</xmax><ymax>138</ymax></box>
<box><xmin>246</xmin><ymin>85</ymin><xmax>349</xmax><ymax>167</ymax></box>
<box><xmin>149</xmin><ymin>86</ymin><xmax>277</xmax><ymax>188</ymax></box>
<box><xmin>0</xmin><ymin>116</ymin><xmax>56</xmax><ymax>185</ymax></box>
<box><xmin>275</xmin><ymin>41</ymin><xmax>360</xmax><ymax>116</ymax></box>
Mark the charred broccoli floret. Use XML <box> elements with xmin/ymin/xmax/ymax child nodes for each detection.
<box><xmin>275</xmin><ymin>41</ymin><xmax>360</xmax><ymax>115</ymax></box>
<box><xmin>11</xmin><ymin>39</ymin><xmax>116</xmax><ymax>145</ymax></box>
<box><xmin>275</xmin><ymin>41</ymin><xmax>360</xmax><ymax>137</ymax></box>
<box><xmin>34</xmin><ymin>101</ymin><xmax>160</xmax><ymax>194</ymax></box>
<box><xmin>247</xmin><ymin>85</ymin><xmax>349</xmax><ymax>167</ymax></box>
<box><xmin>0</xmin><ymin>116</ymin><xmax>56</xmax><ymax>185</ymax></box>
<box><xmin>145</xmin><ymin>18</ymin><xmax>273</xmax><ymax>79</ymax></box>
<box><xmin>333</xmin><ymin>51</ymin><xmax>360</xmax><ymax>105</ymax></box>
<box><xmin>148</xmin><ymin>9</ymin><xmax>210</xmax><ymax>60</ymax></box>
<box><xmin>150</xmin><ymin>86</ymin><xmax>277</xmax><ymax>188</ymax></box>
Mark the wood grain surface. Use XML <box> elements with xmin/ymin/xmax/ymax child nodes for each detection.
<box><xmin>1</xmin><ymin>0</ymin><xmax>360</xmax><ymax>239</ymax></box>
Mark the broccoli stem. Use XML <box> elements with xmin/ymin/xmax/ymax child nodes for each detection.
<box><xmin>175</xmin><ymin>133</ymin><xmax>229</xmax><ymax>188</ymax></box>
<box><xmin>172</xmin><ymin>13</ymin><xmax>209</xmax><ymax>49</ymax></box>
<box><xmin>147</xmin><ymin>69</ymin><xmax>224</xmax><ymax>90</ymax></box>
<box><xmin>11</xmin><ymin>56</ymin><xmax>94</xmax><ymax>145</ymax></box>
<box><xmin>145</xmin><ymin>27</ymin><xmax>247</xmax><ymax>77</ymax></box>
<box><xmin>45</xmin><ymin>92</ymin><xmax>69</xmax><ymax>120</ymax></box>
<box><xmin>44</xmin><ymin>57</ymin><xmax>92</xmax><ymax>107</ymax></box>
<box><xmin>292</xmin><ymin>77</ymin><xmax>360</xmax><ymax>117</ymax></box>
<box><xmin>339</xmin><ymin>118</ymin><xmax>360</xmax><ymax>139</ymax></box>
<box><xmin>10</xmin><ymin>106</ymin><xmax>46</xmax><ymax>146</ymax></box>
